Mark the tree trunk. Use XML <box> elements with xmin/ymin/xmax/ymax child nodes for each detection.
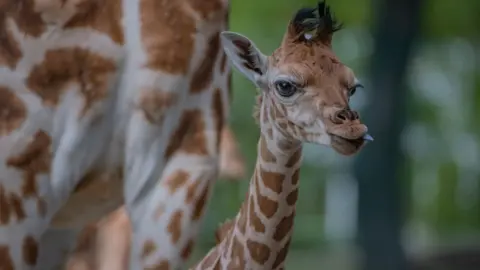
<box><xmin>353</xmin><ymin>0</ymin><xmax>423</xmax><ymax>270</ymax></box>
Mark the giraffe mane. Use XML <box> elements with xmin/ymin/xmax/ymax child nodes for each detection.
<box><xmin>214</xmin><ymin>218</ymin><xmax>235</xmax><ymax>244</ymax></box>
<box><xmin>252</xmin><ymin>89</ymin><xmax>262</xmax><ymax>124</ymax></box>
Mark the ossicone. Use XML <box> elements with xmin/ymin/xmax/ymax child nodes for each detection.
<box><xmin>288</xmin><ymin>0</ymin><xmax>343</xmax><ymax>44</ymax></box>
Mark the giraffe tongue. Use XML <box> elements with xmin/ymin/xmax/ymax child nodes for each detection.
<box><xmin>362</xmin><ymin>134</ymin><xmax>374</xmax><ymax>142</ymax></box>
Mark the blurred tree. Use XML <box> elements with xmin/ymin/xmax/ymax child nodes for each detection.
<box><xmin>353</xmin><ymin>0</ymin><xmax>424</xmax><ymax>269</ymax></box>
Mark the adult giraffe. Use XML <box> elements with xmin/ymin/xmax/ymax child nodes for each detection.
<box><xmin>0</xmin><ymin>0</ymin><xmax>244</xmax><ymax>269</ymax></box>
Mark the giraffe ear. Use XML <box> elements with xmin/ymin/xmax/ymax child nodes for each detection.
<box><xmin>220</xmin><ymin>31</ymin><xmax>268</xmax><ymax>85</ymax></box>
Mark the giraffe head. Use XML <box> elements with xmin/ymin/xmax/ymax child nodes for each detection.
<box><xmin>221</xmin><ymin>1</ymin><xmax>372</xmax><ymax>155</ymax></box>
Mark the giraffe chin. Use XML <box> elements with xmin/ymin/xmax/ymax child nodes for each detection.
<box><xmin>329</xmin><ymin>134</ymin><xmax>367</xmax><ymax>156</ymax></box>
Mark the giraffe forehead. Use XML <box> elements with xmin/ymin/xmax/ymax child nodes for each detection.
<box><xmin>271</xmin><ymin>46</ymin><xmax>350</xmax><ymax>86</ymax></box>
<box><xmin>274</xmin><ymin>42</ymin><xmax>338</xmax><ymax>65</ymax></box>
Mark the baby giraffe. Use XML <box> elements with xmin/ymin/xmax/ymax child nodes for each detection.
<box><xmin>191</xmin><ymin>1</ymin><xmax>372</xmax><ymax>269</ymax></box>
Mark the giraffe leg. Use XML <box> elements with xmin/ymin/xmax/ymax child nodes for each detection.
<box><xmin>64</xmin><ymin>125</ymin><xmax>243</xmax><ymax>269</ymax></box>
<box><xmin>64</xmin><ymin>207</ymin><xmax>131</xmax><ymax>270</ymax></box>
<box><xmin>68</xmin><ymin>151</ymin><xmax>220</xmax><ymax>270</ymax></box>
<box><xmin>122</xmin><ymin>66</ymin><xmax>226</xmax><ymax>269</ymax></box>
<box><xmin>0</xmin><ymin>220</ymin><xmax>47</xmax><ymax>270</ymax></box>
<box><xmin>122</xmin><ymin>0</ymin><xmax>231</xmax><ymax>267</ymax></box>
<box><xmin>125</xmin><ymin>138</ymin><xmax>219</xmax><ymax>269</ymax></box>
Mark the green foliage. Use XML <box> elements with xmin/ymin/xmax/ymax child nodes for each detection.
<box><xmin>194</xmin><ymin>0</ymin><xmax>480</xmax><ymax>267</ymax></box>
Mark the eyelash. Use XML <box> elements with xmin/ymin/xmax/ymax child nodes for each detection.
<box><xmin>348</xmin><ymin>83</ymin><xmax>363</xmax><ymax>96</ymax></box>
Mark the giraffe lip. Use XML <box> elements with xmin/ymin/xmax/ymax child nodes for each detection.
<box><xmin>329</xmin><ymin>134</ymin><xmax>370</xmax><ymax>156</ymax></box>
<box><xmin>331</xmin><ymin>135</ymin><xmax>364</xmax><ymax>147</ymax></box>
<box><xmin>329</xmin><ymin>133</ymin><xmax>373</xmax><ymax>145</ymax></box>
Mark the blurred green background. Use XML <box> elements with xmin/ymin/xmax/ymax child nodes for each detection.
<box><xmin>189</xmin><ymin>0</ymin><xmax>480</xmax><ymax>269</ymax></box>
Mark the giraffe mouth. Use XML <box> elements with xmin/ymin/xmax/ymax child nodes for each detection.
<box><xmin>329</xmin><ymin>134</ymin><xmax>373</xmax><ymax>156</ymax></box>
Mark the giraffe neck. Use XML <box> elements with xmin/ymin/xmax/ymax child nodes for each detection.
<box><xmin>193</xmin><ymin>127</ymin><xmax>302</xmax><ymax>270</ymax></box>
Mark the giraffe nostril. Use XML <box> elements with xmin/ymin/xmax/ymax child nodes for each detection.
<box><xmin>352</xmin><ymin>111</ymin><xmax>359</xmax><ymax>120</ymax></box>
<box><xmin>334</xmin><ymin>109</ymin><xmax>358</xmax><ymax>123</ymax></box>
<box><xmin>334</xmin><ymin>110</ymin><xmax>348</xmax><ymax>122</ymax></box>
<box><xmin>352</xmin><ymin>110</ymin><xmax>360</xmax><ymax>120</ymax></box>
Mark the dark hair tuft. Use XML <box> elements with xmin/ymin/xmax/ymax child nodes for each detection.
<box><xmin>291</xmin><ymin>0</ymin><xmax>343</xmax><ymax>42</ymax></box>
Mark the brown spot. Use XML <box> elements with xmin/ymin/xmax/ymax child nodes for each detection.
<box><xmin>7</xmin><ymin>130</ymin><xmax>52</xmax><ymax>198</ymax></box>
<box><xmin>215</xmin><ymin>219</ymin><xmax>234</xmax><ymax>244</ymax></box>
<box><xmin>22</xmin><ymin>235</ymin><xmax>38</xmax><ymax>265</ymax></box>
<box><xmin>227</xmin><ymin>237</ymin><xmax>246</xmax><ymax>269</ymax></box>
<box><xmin>291</xmin><ymin>169</ymin><xmax>300</xmax><ymax>185</ymax></box>
<box><xmin>73</xmin><ymin>170</ymin><xmax>98</xmax><ymax>193</ymax></box>
<box><xmin>286</xmin><ymin>189</ymin><xmax>298</xmax><ymax>206</ymax></box>
<box><xmin>181</xmin><ymin>239</ymin><xmax>194</xmax><ymax>259</ymax></box>
<box><xmin>249</xmin><ymin>196</ymin><xmax>265</xmax><ymax>233</ymax></box>
<box><xmin>214</xmin><ymin>261</ymin><xmax>223</xmax><ymax>270</ymax></box>
<box><xmin>0</xmin><ymin>185</ymin><xmax>11</xmax><ymax>224</ymax></box>
<box><xmin>285</xmin><ymin>148</ymin><xmax>302</xmax><ymax>168</ymax></box>
<box><xmin>0</xmin><ymin>15</ymin><xmax>22</xmax><ymax>69</ymax></box>
<box><xmin>220</xmin><ymin>53</ymin><xmax>227</xmax><ymax>74</ymax></box>
<box><xmin>164</xmin><ymin>170</ymin><xmax>189</xmax><ymax>194</ymax></box>
<box><xmin>0</xmin><ymin>188</ymin><xmax>25</xmax><ymax>224</ymax></box>
<box><xmin>200</xmin><ymin>248</ymin><xmax>220</xmax><ymax>269</ymax></box>
<box><xmin>146</xmin><ymin>260</ymin><xmax>170</xmax><ymax>270</ymax></box>
<box><xmin>26</xmin><ymin>48</ymin><xmax>116</xmax><ymax>115</ymax></box>
<box><xmin>167</xmin><ymin>210</ymin><xmax>183</xmax><ymax>243</ymax></box>
<box><xmin>271</xmin><ymin>104</ymin><xmax>284</xmax><ymax>121</ymax></box>
<box><xmin>266</xmin><ymin>127</ymin><xmax>273</xmax><ymax>140</ymax></box>
<box><xmin>237</xmin><ymin>202</ymin><xmax>247</xmax><ymax>234</ymax></box>
<box><xmin>272</xmin><ymin>239</ymin><xmax>291</xmax><ymax>269</ymax></box>
<box><xmin>211</xmin><ymin>88</ymin><xmax>224</xmax><ymax>150</ymax></box>
<box><xmin>246</xmin><ymin>239</ymin><xmax>270</xmax><ymax>264</ymax></box>
<box><xmin>188</xmin><ymin>0</ymin><xmax>224</xmax><ymax>19</ymax></box>
<box><xmin>1</xmin><ymin>0</ymin><xmax>46</xmax><ymax>37</ymax></box>
<box><xmin>140</xmin><ymin>0</ymin><xmax>195</xmax><ymax>73</ymax></box>
<box><xmin>0</xmin><ymin>245</ymin><xmax>14</xmax><ymax>270</ymax></box>
<box><xmin>192</xmin><ymin>182</ymin><xmax>209</xmax><ymax>220</ymax></box>
<box><xmin>21</xmin><ymin>173</ymin><xmax>37</xmax><ymax>198</ymax></box>
<box><xmin>278</xmin><ymin>121</ymin><xmax>288</xmax><ymax>130</ymax></box>
<box><xmin>0</xmin><ymin>86</ymin><xmax>27</xmax><ymax>136</ymax></box>
<box><xmin>64</xmin><ymin>0</ymin><xmax>124</xmax><ymax>44</ymax></box>
<box><xmin>141</xmin><ymin>240</ymin><xmax>157</xmax><ymax>259</ymax></box>
<box><xmin>273</xmin><ymin>212</ymin><xmax>295</xmax><ymax>242</ymax></box>
<box><xmin>138</xmin><ymin>90</ymin><xmax>176</xmax><ymax>124</ymax></box>
<box><xmin>260</xmin><ymin>136</ymin><xmax>277</xmax><ymax>163</ymax></box>
<box><xmin>232</xmin><ymin>38</ymin><xmax>261</xmax><ymax>74</ymax></box>
<box><xmin>164</xmin><ymin>110</ymin><xmax>208</xmax><ymax>159</ymax></box>
<box><xmin>255</xmin><ymin>172</ymin><xmax>278</xmax><ymax>218</ymax></box>
<box><xmin>260</xmin><ymin>170</ymin><xmax>284</xmax><ymax>194</ymax></box>
<box><xmin>190</xmin><ymin>32</ymin><xmax>220</xmax><ymax>93</ymax></box>
<box><xmin>257</xmin><ymin>194</ymin><xmax>278</xmax><ymax>218</ymax></box>
<box><xmin>185</xmin><ymin>178</ymin><xmax>201</xmax><ymax>204</ymax></box>
<box><xmin>9</xmin><ymin>193</ymin><xmax>25</xmax><ymax>221</ymax></box>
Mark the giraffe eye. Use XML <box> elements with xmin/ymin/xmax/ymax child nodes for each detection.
<box><xmin>274</xmin><ymin>80</ymin><xmax>297</xmax><ymax>97</ymax></box>
<box><xmin>348</xmin><ymin>83</ymin><xmax>363</xmax><ymax>97</ymax></box>
<box><xmin>348</xmin><ymin>87</ymin><xmax>356</xmax><ymax>96</ymax></box>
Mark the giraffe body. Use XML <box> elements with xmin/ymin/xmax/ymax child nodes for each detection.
<box><xmin>192</xmin><ymin>1</ymin><xmax>373</xmax><ymax>269</ymax></box>
<box><xmin>0</xmin><ymin>0</ymin><xmax>242</xmax><ymax>269</ymax></box>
